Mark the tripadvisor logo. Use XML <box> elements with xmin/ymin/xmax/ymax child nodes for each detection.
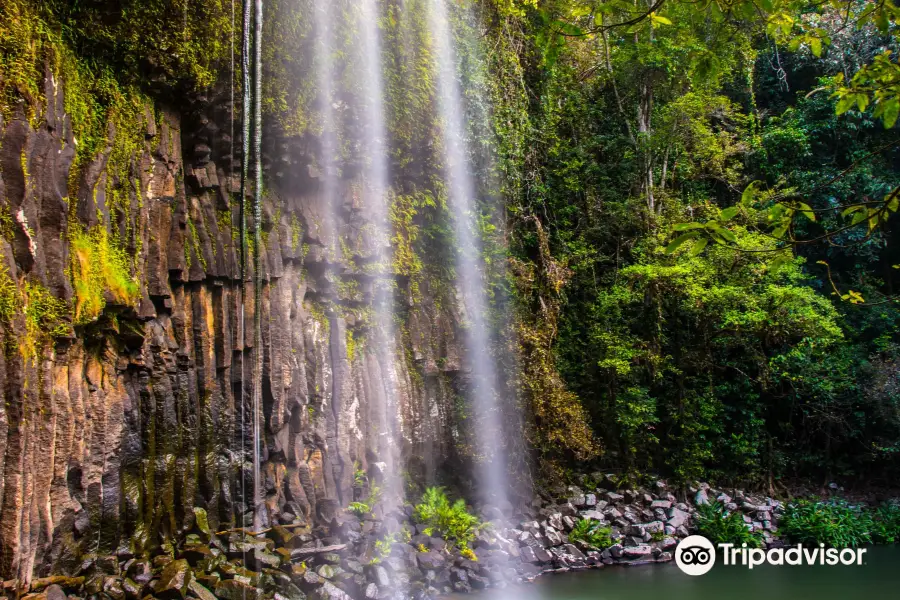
<box><xmin>675</xmin><ymin>535</ymin><xmax>716</xmax><ymax>576</ymax></box>
<box><xmin>675</xmin><ymin>536</ymin><xmax>868</xmax><ymax>576</ymax></box>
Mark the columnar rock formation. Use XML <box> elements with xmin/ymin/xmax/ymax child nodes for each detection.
<box><xmin>0</xmin><ymin>76</ymin><xmax>467</xmax><ymax>584</ymax></box>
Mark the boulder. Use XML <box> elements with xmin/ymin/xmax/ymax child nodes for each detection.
<box><xmin>416</xmin><ymin>551</ymin><xmax>445</xmax><ymax>570</ymax></box>
<box><xmin>187</xmin><ymin>581</ymin><xmax>217</xmax><ymax>600</ymax></box>
<box><xmin>312</xmin><ymin>582</ymin><xmax>352</xmax><ymax>600</ymax></box>
<box><xmin>215</xmin><ymin>580</ymin><xmax>264</xmax><ymax>600</ymax></box>
<box><xmin>667</xmin><ymin>508</ymin><xmax>690</xmax><ymax>529</ymax></box>
<box><xmin>156</xmin><ymin>559</ymin><xmax>192</xmax><ymax>600</ymax></box>
<box><xmin>623</xmin><ymin>545</ymin><xmax>653</xmax><ymax>558</ymax></box>
<box><xmin>580</xmin><ymin>510</ymin><xmax>605</xmax><ymax>522</ymax></box>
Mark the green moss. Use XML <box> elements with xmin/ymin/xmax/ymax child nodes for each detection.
<box><xmin>290</xmin><ymin>214</ymin><xmax>303</xmax><ymax>252</ymax></box>
<box><xmin>69</xmin><ymin>223</ymin><xmax>139</xmax><ymax>324</ymax></box>
<box><xmin>186</xmin><ymin>215</ymin><xmax>207</xmax><ymax>272</ymax></box>
<box><xmin>346</xmin><ymin>329</ymin><xmax>357</xmax><ymax>363</ymax></box>
<box><xmin>217</xmin><ymin>209</ymin><xmax>238</xmax><ymax>245</ymax></box>
<box><xmin>0</xmin><ymin>262</ymin><xmax>19</xmax><ymax>326</ymax></box>
<box><xmin>0</xmin><ymin>253</ymin><xmax>69</xmax><ymax>359</ymax></box>
<box><xmin>307</xmin><ymin>301</ymin><xmax>330</xmax><ymax>334</ymax></box>
<box><xmin>0</xmin><ymin>1</ymin><xmax>46</xmax><ymax>124</ymax></box>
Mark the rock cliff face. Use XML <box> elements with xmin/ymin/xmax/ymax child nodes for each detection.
<box><xmin>0</xmin><ymin>73</ymin><xmax>466</xmax><ymax>584</ymax></box>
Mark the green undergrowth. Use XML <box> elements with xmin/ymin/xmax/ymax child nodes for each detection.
<box><xmin>567</xmin><ymin>518</ymin><xmax>612</xmax><ymax>549</ymax></box>
<box><xmin>695</xmin><ymin>501</ymin><xmax>765</xmax><ymax>547</ymax></box>
<box><xmin>0</xmin><ymin>257</ymin><xmax>68</xmax><ymax>359</ymax></box>
<box><xmin>780</xmin><ymin>500</ymin><xmax>900</xmax><ymax>548</ymax></box>
<box><xmin>413</xmin><ymin>487</ymin><xmax>483</xmax><ymax>553</ymax></box>
<box><xmin>69</xmin><ymin>224</ymin><xmax>139</xmax><ymax>325</ymax></box>
<box><xmin>3</xmin><ymin>0</ymin><xmax>152</xmax><ymax>334</ymax></box>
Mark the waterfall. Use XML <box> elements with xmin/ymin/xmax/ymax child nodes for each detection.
<box><xmin>251</xmin><ymin>0</ymin><xmax>265</xmax><ymax>529</ymax></box>
<box><xmin>239</xmin><ymin>0</ymin><xmax>252</xmax><ymax>530</ymax></box>
<box><xmin>312</xmin><ymin>0</ymin><xmax>341</xmax><ymax>260</ymax></box>
<box><xmin>426</xmin><ymin>0</ymin><xmax>511</xmax><ymax>510</ymax></box>
<box><xmin>358</xmin><ymin>0</ymin><xmax>405</xmax><ymax>506</ymax></box>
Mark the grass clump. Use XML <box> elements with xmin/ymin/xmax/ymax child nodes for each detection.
<box><xmin>871</xmin><ymin>504</ymin><xmax>900</xmax><ymax>544</ymax></box>
<box><xmin>568</xmin><ymin>518</ymin><xmax>612</xmax><ymax>549</ymax></box>
<box><xmin>695</xmin><ymin>501</ymin><xmax>764</xmax><ymax>547</ymax></box>
<box><xmin>779</xmin><ymin>500</ymin><xmax>900</xmax><ymax>548</ymax></box>
<box><xmin>70</xmin><ymin>224</ymin><xmax>139</xmax><ymax>324</ymax></box>
<box><xmin>413</xmin><ymin>487</ymin><xmax>482</xmax><ymax>552</ymax></box>
<box><xmin>348</xmin><ymin>484</ymin><xmax>381</xmax><ymax>519</ymax></box>
<box><xmin>0</xmin><ymin>257</ymin><xmax>68</xmax><ymax>359</ymax></box>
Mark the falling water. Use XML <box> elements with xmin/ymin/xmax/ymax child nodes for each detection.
<box><xmin>357</xmin><ymin>0</ymin><xmax>405</xmax><ymax>509</ymax></box>
<box><xmin>239</xmin><ymin>0</ymin><xmax>252</xmax><ymax>533</ymax></box>
<box><xmin>251</xmin><ymin>0</ymin><xmax>265</xmax><ymax>530</ymax></box>
<box><xmin>312</xmin><ymin>0</ymin><xmax>341</xmax><ymax>260</ymax></box>
<box><xmin>426</xmin><ymin>0</ymin><xmax>510</xmax><ymax>509</ymax></box>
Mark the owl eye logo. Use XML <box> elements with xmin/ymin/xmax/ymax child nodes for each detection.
<box><xmin>679</xmin><ymin>546</ymin><xmax>711</xmax><ymax>565</ymax></box>
<box><xmin>676</xmin><ymin>535</ymin><xmax>716</xmax><ymax>576</ymax></box>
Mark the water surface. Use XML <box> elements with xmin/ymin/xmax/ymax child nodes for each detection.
<box><xmin>465</xmin><ymin>546</ymin><xmax>899</xmax><ymax>600</ymax></box>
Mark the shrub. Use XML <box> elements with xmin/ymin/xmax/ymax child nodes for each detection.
<box><xmin>413</xmin><ymin>487</ymin><xmax>482</xmax><ymax>551</ymax></box>
<box><xmin>695</xmin><ymin>501</ymin><xmax>764</xmax><ymax>547</ymax></box>
<box><xmin>780</xmin><ymin>500</ymin><xmax>872</xmax><ymax>548</ymax></box>
<box><xmin>567</xmin><ymin>519</ymin><xmax>612</xmax><ymax>549</ymax></box>
<box><xmin>348</xmin><ymin>484</ymin><xmax>381</xmax><ymax>518</ymax></box>
<box><xmin>871</xmin><ymin>504</ymin><xmax>900</xmax><ymax>544</ymax></box>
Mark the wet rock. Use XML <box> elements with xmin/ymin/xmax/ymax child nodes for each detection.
<box><xmin>312</xmin><ymin>582</ymin><xmax>351</xmax><ymax>600</ymax></box>
<box><xmin>122</xmin><ymin>578</ymin><xmax>143</xmax><ymax>600</ymax></box>
<box><xmin>187</xmin><ymin>581</ymin><xmax>217</xmax><ymax>600</ymax></box>
<box><xmin>667</xmin><ymin>508</ymin><xmax>690</xmax><ymax>529</ymax></box>
<box><xmin>215</xmin><ymin>580</ymin><xmax>264</xmax><ymax>600</ymax></box>
<box><xmin>44</xmin><ymin>585</ymin><xmax>67</xmax><ymax>600</ymax></box>
<box><xmin>623</xmin><ymin>545</ymin><xmax>653</xmax><ymax>558</ymax></box>
<box><xmin>157</xmin><ymin>560</ymin><xmax>192</xmax><ymax>600</ymax></box>
<box><xmin>182</xmin><ymin>545</ymin><xmax>213</xmax><ymax>566</ymax></box>
<box><xmin>416</xmin><ymin>552</ymin><xmax>445</xmax><ymax>570</ymax></box>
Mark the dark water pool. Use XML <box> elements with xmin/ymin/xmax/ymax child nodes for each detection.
<box><xmin>459</xmin><ymin>546</ymin><xmax>900</xmax><ymax>600</ymax></box>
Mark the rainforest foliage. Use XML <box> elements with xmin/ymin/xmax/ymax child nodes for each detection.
<box><xmin>493</xmin><ymin>0</ymin><xmax>900</xmax><ymax>487</ymax></box>
<box><xmin>4</xmin><ymin>0</ymin><xmax>900</xmax><ymax>489</ymax></box>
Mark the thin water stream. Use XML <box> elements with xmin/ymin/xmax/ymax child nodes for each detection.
<box><xmin>426</xmin><ymin>0</ymin><xmax>510</xmax><ymax>511</ymax></box>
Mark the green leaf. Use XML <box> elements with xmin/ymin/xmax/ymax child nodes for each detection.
<box><xmin>665</xmin><ymin>232</ymin><xmax>700</xmax><ymax>254</ymax></box>
<box><xmin>850</xmin><ymin>210</ymin><xmax>867</xmax><ymax>226</ymax></box>
<box><xmin>650</xmin><ymin>13</ymin><xmax>673</xmax><ymax>26</ymax></box>
<box><xmin>769</xmin><ymin>255</ymin><xmax>791</xmax><ymax>271</ymax></box>
<box><xmin>797</xmin><ymin>202</ymin><xmax>816</xmax><ymax>222</ymax></box>
<box><xmin>841</xmin><ymin>205</ymin><xmax>864</xmax><ymax>217</ymax></box>
<box><xmin>882</xmin><ymin>98</ymin><xmax>899</xmax><ymax>129</ymax></box>
<box><xmin>741</xmin><ymin>181</ymin><xmax>762</xmax><ymax>207</ymax></box>
<box><xmin>673</xmin><ymin>222</ymin><xmax>705</xmax><ymax>231</ymax></box>
<box><xmin>836</xmin><ymin>94</ymin><xmax>856</xmax><ymax>115</ymax></box>
<box><xmin>716</xmin><ymin>227</ymin><xmax>738</xmax><ymax>243</ymax></box>
<box><xmin>690</xmin><ymin>238</ymin><xmax>708</xmax><ymax>256</ymax></box>
<box><xmin>856</xmin><ymin>94</ymin><xmax>870</xmax><ymax>113</ymax></box>
<box><xmin>809</xmin><ymin>37</ymin><xmax>822</xmax><ymax>58</ymax></box>
<box><xmin>772</xmin><ymin>225</ymin><xmax>788</xmax><ymax>239</ymax></box>
<box><xmin>719</xmin><ymin>206</ymin><xmax>739</xmax><ymax>221</ymax></box>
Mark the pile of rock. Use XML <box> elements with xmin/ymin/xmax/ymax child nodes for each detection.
<box><xmin>7</xmin><ymin>477</ymin><xmax>787</xmax><ymax>600</ymax></box>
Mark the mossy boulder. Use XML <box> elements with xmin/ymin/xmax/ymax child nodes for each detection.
<box><xmin>156</xmin><ymin>559</ymin><xmax>192</xmax><ymax>600</ymax></box>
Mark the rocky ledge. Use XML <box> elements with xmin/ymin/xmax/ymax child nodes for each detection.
<box><xmin>3</xmin><ymin>474</ymin><xmax>789</xmax><ymax>600</ymax></box>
